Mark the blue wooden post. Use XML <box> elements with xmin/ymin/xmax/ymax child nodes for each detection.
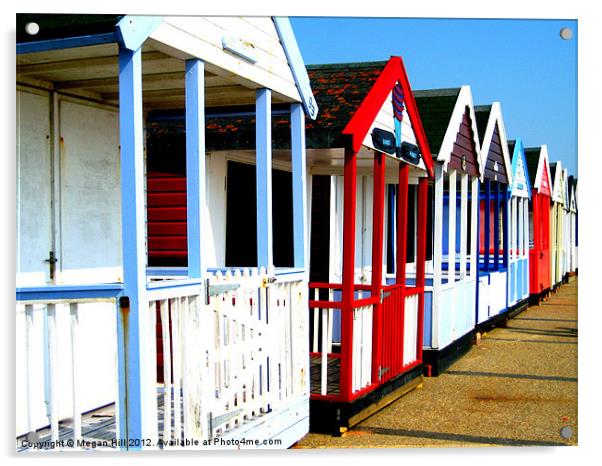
<box><xmin>185</xmin><ymin>59</ymin><xmax>206</xmax><ymax>279</ymax></box>
<box><xmin>503</xmin><ymin>191</ymin><xmax>509</xmax><ymax>268</ymax></box>
<box><xmin>494</xmin><ymin>182</ymin><xmax>501</xmax><ymax>270</ymax></box>
<box><xmin>290</xmin><ymin>103</ymin><xmax>307</xmax><ymax>269</ymax></box>
<box><xmin>484</xmin><ymin>179</ymin><xmax>491</xmax><ymax>273</ymax></box>
<box><xmin>387</xmin><ymin>185</ymin><xmax>396</xmax><ymax>275</ymax></box>
<box><xmin>117</xmin><ymin>45</ymin><xmax>158</xmax><ymax>448</ymax></box>
<box><xmin>256</xmin><ymin>88</ymin><xmax>273</xmax><ymax>269</ymax></box>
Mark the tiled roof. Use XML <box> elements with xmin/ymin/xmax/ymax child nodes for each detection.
<box><xmin>507</xmin><ymin>139</ymin><xmax>516</xmax><ymax>157</ymax></box>
<box><xmin>474</xmin><ymin>105</ymin><xmax>493</xmax><ymax>145</ymax></box>
<box><xmin>413</xmin><ymin>88</ymin><xmax>461</xmax><ymax>156</ymax></box>
<box><xmin>524</xmin><ymin>147</ymin><xmax>541</xmax><ymax>187</ymax></box>
<box><xmin>148</xmin><ymin>61</ymin><xmax>391</xmax><ymax>151</ymax></box>
<box><xmin>550</xmin><ymin>161</ymin><xmax>558</xmax><ymax>183</ymax></box>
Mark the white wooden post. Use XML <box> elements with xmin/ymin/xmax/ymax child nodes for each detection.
<box><xmin>470</xmin><ymin>177</ymin><xmax>479</xmax><ymax>279</ymax></box>
<box><xmin>70</xmin><ymin>303</ymin><xmax>81</xmax><ymax>443</ymax></box>
<box><xmin>448</xmin><ymin>170</ymin><xmax>456</xmax><ymax>284</ymax></box>
<box><xmin>460</xmin><ymin>173</ymin><xmax>468</xmax><ymax>278</ymax></box>
<box><xmin>25</xmin><ymin>305</ymin><xmax>34</xmax><ymax>437</ymax></box>
<box><xmin>46</xmin><ymin>303</ymin><xmax>59</xmax><ymax>442</ymax></box>
<box><xmin>523</xmin><ymin>198</ymin><xmax>529</xmax><ymax>258</ymax></box>
<box><xmin>432</xmin><ymin>164</ymin><xmax>444</xmax><ymax>348</ymax></box>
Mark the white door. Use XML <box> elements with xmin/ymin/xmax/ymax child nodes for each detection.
<box><xmin>58</xmin><ymin>99</ymin><xmax>121</xmax><ymax>284</ymax></box>
<box><xmin>16</xmin><ymin>89</ymin><xmax>53</xmax><ymax>287</ymax></box>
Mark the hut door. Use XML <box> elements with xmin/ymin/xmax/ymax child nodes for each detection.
<box><xmin>17</xmin><ymin>89</ymin><xmax>53</xmax><ymax>286</ymax></box>
<box><xmin>57</xmin><ymin>100</ymin><xmax>121</xmax><ymax>284</ymax></box>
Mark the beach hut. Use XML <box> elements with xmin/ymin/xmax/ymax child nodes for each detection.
<box><xmin>524</xmin><ymin>145</ymin><xmax>552</xmax><ymax>302</ymax></box>
<box><xmin>473</xmin><ymin>103</ymin><xmax>513</xmax><ymax>329</ymax></box>
<box><xmin>561</xmin><ymin>168</ymin><xmax>571</xmax><ymax>283</ymax></box>
<box><xmin>506</xmin><ymin>139</ymin><xmax>531</xmax><ymax>314</ymax></box>
<box><xmin>550</xmin><ymin>161</ymin><xmax>565</xmax><ymax>289</ymax></box>
<box><xmin>17</xmin><ymin>14</ymin><xmax>317</xmax><ymax>449</ymax></box>
<box><xmin>413</xmin><ymin>87</ymin><xmax>483</xmax><ymax>376</ymax></box>
<box><xmin>303</xmin><ymin>59</ymin><xmax>435</xmax><ymax>434</ymax></box>
<box><xmin>567</xmin><ymin>176</ymin><xmax>578</xmax><ymax>276</ymax></box>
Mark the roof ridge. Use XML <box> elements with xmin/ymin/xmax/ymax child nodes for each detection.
<box><xmin>306</xmin><ymin>61</ymin><xmax>388</xmax><ymax>71</ymax></box>
<box><xmin>413</xmin><ymin>87</ymin><xmax>462</xmax><ymax>97</ymax></box>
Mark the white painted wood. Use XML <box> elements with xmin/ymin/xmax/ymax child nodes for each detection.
<box><xmin>16</xmin><ymin>89</ymin><xmax>53</xmax><ymax>286</ymax></box>
<box><xmin>327</xmin><ymin>289</ymin><xmax>334</xmax><ymax>355</ymax></box>
<box><xmin>477</xmin><ymin>103</ymin><xmax>513</xmax><ymax>186</ymax></box>
<box><xmin>533</xmin><ymin>145</ymin><xmax>552</xmax><ymax>193</ymax></box>
<box><xmin>448</xmin><ymin>170</ymin><xmax>457</xmax><ymax>284</ymax></box>
<box><xmin>24</xmin><ymin>305</ymin><xmax>35</xmax><ymax>435</ymax></box>
<box><xmin>46</xmin><ymin>304</ymin><xmax>59</xmax><ymax>442</ymax></box>
<box><xmin>171</xmin><ymin>297</ymin><xmax>182</xmax><ymax>442</ymax></box>
<box><xmin>470</xmin><ymin>177</ymin><xmax>479</xmax><ymax>279</ymax></box>
<box><xmin>320</xmin><ymin>305</ymin><xmax>328</xmax><ymax>396</ymax></box>
<box><xmin>58</xmin><ymin>99</ymin><xmax>121</xmax><ymax>284</ymax></box>
<box><xmin>160</xmin><ymin>300</ymin><xmax>172</xmax><ymax>442</ymax></box>
<box><xmin>432</xmin><ymin>164</ymin><xmax>444</xmax><ymax>348</ymax></box>
<box><xmin>352</xmin><ymin>292</ymin><xmax>361</xmax><ymax>392</ymax></box>
<box><xmin>149</xmin><ymin>18</ymin><xmax>301</xmax><ymax>103</ymax></box>
<box><xmin>460</xmin><ymin>173</ymin><xmax>468</xmax><ymax>278</ymax></box>
<box><xmin>69</xmin><ymin>303</ymin><xmax>81</xmax><ymax>443</ymax></box>
<box><xmin>312</xmin><ymin>288</ymin><xmax>319</xmax><ymax>353</ymax></box>
<box><xmin>433</xmin><ymin>86</ymin><xmax>483</xmax><ymax>174</ymax></box>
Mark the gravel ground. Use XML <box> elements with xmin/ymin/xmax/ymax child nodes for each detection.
<box><xmin>294</xmin><ymin>278</ymin><xmax>578</xmax><ymax>449</ymax></box>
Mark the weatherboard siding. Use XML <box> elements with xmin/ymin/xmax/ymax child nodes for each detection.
<box><xmin>448</xmin><ymin>107</ymin><xmax>479</xmax><ymax>176</ymax></box>
<box><xmin>151</xmin><ymin>17</ymin><xmax>301</xmax><ymax>103</ymax></box>
<box><xmin>483</xmin><ymin>125</ymin><xmax>508</xmax><ymax>183</ymax></box>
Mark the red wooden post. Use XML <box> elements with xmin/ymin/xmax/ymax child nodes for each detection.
<box><xmin>340</xmin><ymin>147</ymin><xmax>357</xmax><ymax>401</ymax></box>
<box><xmin>396</xmin><ymin>164</ymin><xmax>409</xmax><ymax>284</ymax></box>
<box><xmin>370</xmin><ymin>152</ymin><xmax>386</xmax><ymax>384</ymax></box>
<box><xmin>395</xmin><ymin>163</ymin><xmax>409</xmax><ymax>373</ymax></box>
<box><xmin>415</xmin><ymin>177</ymin><xmax>429</xmax><ymax>361</ymax></box>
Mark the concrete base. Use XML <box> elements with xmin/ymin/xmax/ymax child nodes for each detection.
<box><xmin>309</xmin><ymin>365</ymin><xmax>423</xmax><ymax>436</ymax></box>
<box><xmin>422</xmin><ymin>330</ymin><xmax>475</xmax><ymax>377</ymax></box>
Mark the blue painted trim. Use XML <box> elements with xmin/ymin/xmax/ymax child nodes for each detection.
<box><xmin>503</xmin><ymin>191</ymin><xmax>509</xmax><ymax>268</ymax></box>
<box><xmin>147</xmin><ymin>278</ymin><xmax>203</xmax><ymax>291</ymax></box>
<box><xmin>117</xmin><ymin>45</ymin><xmax>147</xmax><ymax>449</ymax></box>
<box><xmin>185</xmin><ymin>59</ymin><xmax>206</xmax><ymax>279</ymax></box>
<box><xmin>272</xmin><ymin>17</ymin><xmax>318</xmax><ymax>120</ymax></box>
<box><xmin>509</xmin><ymin>138</ymin><xmax>532</xmax><ymax>199</ymax></box>
<box><xmin>147</xmin><ymin>108</ymin><xmax>291</xmax><ymax>122</ymax></box>
<box><xmin>147</xmin><ymin>266</ymin><xmax>188</xmax><ymax>277</ymax></box>
<box><xmin>256</xmin><ymin>88</ymin><xmax>273</xmax><ymax>269</ymax></box>
<box><xmin>387</xmin><ymin>185</ymin><xmax>396</xmax><ymax>275</ymax></box>
<box><xmin>484</xmin><ymin>179</ymin><xmax>491</xmax><ymax>273</ymax></box>
<box><xmin>17</xmin><ymin>32</ymin><xmax>118</xmax><ymax>55</ymax></box>
<box><xmin>291</xmin><ymin>103</ymin><xmax>307</xmax><ymax>269</ymax></box>
<box><xmin>494</xmin><ymin>182</ymin><xmax>500</xmax><ymax>270</ymax></box>
<box><xmin>17</xmin><ymin>283</ymin><xmax>123</xmax><ymax>301</ymax></box>
<box><xmin>116</xmin><ymin>15</ymin><xmax>163</xmax><ymax>51</ymax></box>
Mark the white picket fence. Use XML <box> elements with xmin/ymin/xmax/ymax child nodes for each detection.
<box><xmin>151</xmin><ymin>268</ymin><xmax>306</xmax><ymax>443</ymax></box>
<box><xmin>16</xmin><ymin>297</ymin><xmax>119</xmax><ymax>443</ymax></box>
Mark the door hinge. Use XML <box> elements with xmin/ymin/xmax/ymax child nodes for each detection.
<box><xmin>44</xmin><ymin>251</ymin><xmax>58</xmax><ymax>281</ymax></box>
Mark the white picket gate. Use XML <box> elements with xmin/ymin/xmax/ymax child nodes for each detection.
<box><xmin>151</xmin><ymin>267</ymin><xmax>306</xmax><ymax>444</ymax></box>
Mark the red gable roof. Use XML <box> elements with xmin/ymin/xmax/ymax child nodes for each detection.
<box><xmin>341</xmin><ymin>56</ymin><xmax>435</xmax><ymax>178</ymax></box>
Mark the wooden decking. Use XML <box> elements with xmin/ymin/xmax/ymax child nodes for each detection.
<box><xmin>310</xmin><ymin>355</ymin><xmax>341</xmax><ymax>396</ymax></box>
<box><xmin>17</xmin><ymin>391</ymin><xmax>176</xmax><ymax>451</ymax></box>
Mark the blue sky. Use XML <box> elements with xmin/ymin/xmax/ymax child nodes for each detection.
<box><xmin>290</xmin><ymin>17</ymin><xmax>578</xmax><ymax>177</ymax></box>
